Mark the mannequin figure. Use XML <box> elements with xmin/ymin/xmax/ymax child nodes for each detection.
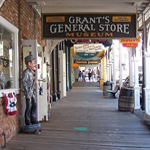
<box><xmin>22</xmin><ymin>55</ymin><xmax>38</xmax><ymax>125</ymax></box>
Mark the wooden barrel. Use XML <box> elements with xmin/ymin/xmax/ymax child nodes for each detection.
<box><xmin>118</xmin><ymin>87</ymin><xmax>134</xmax><ymax>112</ymax></box>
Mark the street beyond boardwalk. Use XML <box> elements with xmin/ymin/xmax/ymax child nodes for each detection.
<box><xmin>3</xmin><ymin>82</ymin><xmax>150</xmax><ymax>150</ymax></box>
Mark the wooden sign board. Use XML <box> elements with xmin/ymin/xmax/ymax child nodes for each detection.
<box><xmin>42</xmin><ymin>13</ymin><xmax>137</xmax><ymax>39</ymax></box>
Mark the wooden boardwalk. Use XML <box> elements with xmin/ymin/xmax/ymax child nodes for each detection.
<box><xmin>3</xmin><ymin>83</ymin><xmax>150</xmax><ymax>150</ymax></box>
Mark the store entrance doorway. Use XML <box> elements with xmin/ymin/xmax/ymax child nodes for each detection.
<box><xmin>22</xmin><ymin>39</ymin><xmax>48</xmax><ymax>122</ymax></box>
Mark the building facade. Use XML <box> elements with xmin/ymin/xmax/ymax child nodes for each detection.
<box><xmin>0</xmin><ymin>0</ymin><xmax>45</xmax><ymax>145</ymax></box>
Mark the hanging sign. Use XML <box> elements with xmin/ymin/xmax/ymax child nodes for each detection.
<box><xmin>42</xmin><ymin>13</ymin><xmax>137</xmax><ymax>39</ymax></box>
<box><xmin>122</xmin><ymin>43</ymin><xmax>138</xmax><ymax>47</ymax></box>
<box><xmin>88</xmin><ymin>60</ymin><xmax>99</xmax><ymax>64</ymax></box>
<box><xmin>75</xmin><ymin>60</ymin><xmax>99</xmax><ymax>64</ymax></box>
<box><xmin>75</xmin><ymin>60</ymin><xmax>88</xmax><ymax>64</ymax></box>
<box><xmin>76</xmin><ymin>52</ymin><xmax>99</xmax><ymax>58</ymax></box>
<box><xmin>120</xmin><ymin>36</ymin><xmax>140</xmax><ymax>47</ymax></box>
<box><xmin>74</xmin><ymin>44</ymin><xmax>104</xmax><ymax>52</ymax></box>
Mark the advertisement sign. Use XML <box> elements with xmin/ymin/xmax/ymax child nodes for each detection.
<box><xmin>75</xmin><ymin>60</ymin><xmax>87</xmax><ymax>64</ymax></box>
<box><xmin>76</xmin><ymin>52</ymin><xmax>99</xmax><ymax>58</ymax></box>
<box><xmin>74</xmin><ymin>44</ymin><xmax>104</xmax><ymax>52</ymax></box>
<box><xmin>88</xmin><ymin>60</ymin><xmax>99</xmax><ymax>64</ymax></box>
<box><xmin>42</xmin><ymin>13</ymin><xmax>137</xmax><ymax>39</ymax></box>
<box><xmin>74</xmin><ymin>60</ymin><xmax>99</xmax><ymax>64</ymax></box>
<box><xmin>122</xmin><ymin>43</ymin><xmax>138</xmax><ymax>47</ymax></box>
<box><xmin>120</xmin><ymin>36</ymin><xmax>140</xmax><ymax>47</ymax></box>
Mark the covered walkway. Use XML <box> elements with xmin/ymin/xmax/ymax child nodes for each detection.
<box><xmin>3</xmin><ymin>82</ymin><xmax>150</xmax><ymax>150</ymax></box>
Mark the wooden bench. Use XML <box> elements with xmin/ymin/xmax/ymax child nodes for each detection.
<box><xmin>107</xmin><ymin>85</ymin><xmax>120</xmax><ymax>98</ymax></box>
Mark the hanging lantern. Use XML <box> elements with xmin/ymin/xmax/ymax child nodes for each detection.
<box><xmin>72</xmin><ymin>63</ymin><xmax>78</xmax><ymax>68</ymax></box>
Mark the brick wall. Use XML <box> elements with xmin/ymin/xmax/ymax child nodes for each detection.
<box><xmin>0</xmin><ymin>0</ymin><xmax>19</xmax><ymax>28</ymax></box>
<box><xmin>0</xmin><ymin>97</ymin><xmax>19</xmax><ymax>146</ymax></box>
<box><xmin>20</xmin><ymin>0</ymin><xmax>45</xmax><ymax>46</ymax></box>
<box><xmin>0</xmin><ymin>0</ymin><xmax>46</xmax><ymax>146</ymax></box>
<box><xmin>0</xmin><ymin>0</ymin><xmax>45</xmax><ymax>45</ymax></box>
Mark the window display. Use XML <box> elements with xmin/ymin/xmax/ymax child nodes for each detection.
<box><xmin>0</xmin><ymin>25</ymin><xmax>14</xmax><ymax>89</ymax></box>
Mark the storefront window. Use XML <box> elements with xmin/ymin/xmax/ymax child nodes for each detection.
<box><xmin>0</xmin><ymin>25</ymin><xmax>14</xmax><ymax>89</ymax></box>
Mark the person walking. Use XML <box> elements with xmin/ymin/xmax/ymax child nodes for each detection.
<box><xmin>91</xmin><ymin>70</ymin><xmax>95</xmax><ymax>82</ymax></box>
<box><xmin>78</xmin><ymin>71</ymin><xmax>82</xmax><ymax>82</ymax></box>
<box><xmin>88</xmin><ymin>71</ymin><xmax>91</xmax><ymax>82</ymax></box>
<box><xmin>82</xmin><ymin>70</ymin><xmax>86</xmax><ymax>82</ymax></box>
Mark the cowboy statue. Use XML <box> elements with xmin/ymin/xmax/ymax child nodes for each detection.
<box><xmin>22</xmin><ymin>55</ymin><xmax>38</xmax><ymax>126</ymax></box>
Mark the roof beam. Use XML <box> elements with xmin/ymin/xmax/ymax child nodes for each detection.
<box><xmin>36</xmin><ymin>3</ymin><xmax>133</xmax><ymax>7</ymax></box>
<box><xmin>26</xmin><ymin>0</ymin><xmax>149</xmax><ymax>14</ymax></box>
<box><xmin>39</xmin><ymin>6</ymin><xmax>139</xmax><ymax>13</ymax></box>
<box><xmin>133</xmin><ymin>2</ymin><xmax>142</xmax><ymax>6</ymax></box>
<box><xmin>36</xmin><ymin>5</ymin><xmax>144</xmax><ymax>10</ymax></box>
<box><xmin>35</xmin><ymin>1</ymin><xmax>147</xmax><ymax>7</ymax></box>
<box><xmin>26</xmin><ymin>0</ymin><xmax>149</xmax><ymax>3</ymax></box>
<box><xmin>0</xmin><ymin>0</ymin><xmax>5</xmax><ymax>8</ymax></box>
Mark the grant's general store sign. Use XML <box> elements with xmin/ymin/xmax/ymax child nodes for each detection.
<box><xmin>42</xmin><ymin>13</ymin><xmax>137</xmax><ymax>39</ymax></box>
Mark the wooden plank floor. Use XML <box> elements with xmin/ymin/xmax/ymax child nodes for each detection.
<box><xmin>3</xmin><ymin>83</ymin><xmax>150</xmax><ymax>150</ymax></box>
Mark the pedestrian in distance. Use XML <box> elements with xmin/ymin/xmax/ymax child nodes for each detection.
<box><xmin>82</xmin><ymin>70</ymin><xmax>86</xmax><ymax>82</ymax></box>
<box><xmin>88</xmin><ymin>71</ymin><xmax>91</xmax><ymax>82</ymax></box>
<box><xmin>78</xmin><ymin>70</ymin><xmax>82</xmax><ymax>82</ymax></box>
